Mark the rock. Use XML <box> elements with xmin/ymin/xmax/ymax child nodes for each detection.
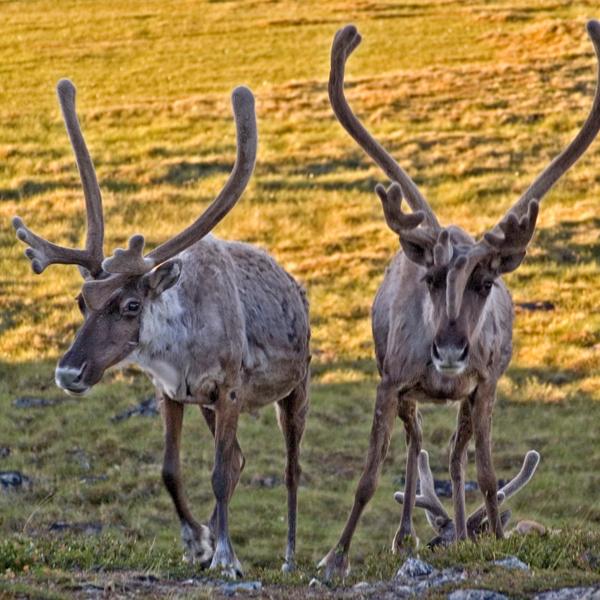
<box><xmin>0</xmin><ymin>447</ymin><xmax>10</xmax><ymax>458</ymax></box>
<box><xmin>67</xmin><ymin>448</ymin><xmax>91</xmax><ymax>471</ymax></box>
<box><xmin>219</xmin><ymin>581</ymin><xmax>262</xmax><ymax>596</ymax></box>
<box><xmin>352</xmin><ymin>581</ymin><xmax>370</xmax><ymax>590</ymax></box>
<box><xmin>13</xmin><ymin>396</ymin><xmax>61</xmax><ymax>409</ymax></box>
<box><xmin>396</xmin><ymin>557</ymin><xmax>434</xmax><ymax>578</ymax></box>
<box><xmin>0</xmin><ymin>470</ymin><xmax>30</xmax><ymax>490</ymax></box>
<box><xmin>308</xmin><ymin>578</ymin><xmax>322</xmax><ymax>588</ymax></box>
<box><xmin>80</xmin><ymin>474</ymin><xmax>108</xmax><ymax>485</ymax></box>
<box><xmin>111</xmin><ymin>397</ymin><xmax>159</xmax><ymax>422</ymax></box>
<box><xmin>448</xmin><ymin>590</ymin><xmax>509</xmax><ymax>600</ymax></box>
<box><xmin>49</xmin><ymin>521</ymin><xmax>103</xmax><ymax>535</ymax></box>
<box><xmin>493</xmin><ymin>556</ymin><xmax>529</xmax><ymax>570</ymax></box>
<box><xmin>249</xmin><ymin>474</ymin><xmax>281</xmax><ymax>488</ymax></box>
<box><xmin>515</xmin><ymin>301</ymin><xmax>555</xmax><ymax>312</ymax></box>
<box><xmin>533</xmin><ymin>588</ymin><xmax>600</xmax><ymax>600</ymax></box>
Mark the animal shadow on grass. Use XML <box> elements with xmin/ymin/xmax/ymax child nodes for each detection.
<box><xmin>153</xmin><ymin>160</ymin><xmax>233</xmax><ymax>186</ymax></box>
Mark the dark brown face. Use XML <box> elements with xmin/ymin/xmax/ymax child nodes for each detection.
<box><xmin>423</xmin><ymin>258</ymin><xmax>497</xmax><ymax>376</ymax></box>
<box><xmin>54</xmin><ymin>260</ymin><xmax>181</xmax><ymax>395</ymax></box>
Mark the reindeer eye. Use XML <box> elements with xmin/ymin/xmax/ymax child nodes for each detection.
<box><xmin>123</xmin><ymin>300</ymin><xmax>141</xmax><ymax>315</ymax></box>
<box><xmin>481</xmin><ymin>281</ymin><xmax>493</xmax><ymax>295</ymax></box>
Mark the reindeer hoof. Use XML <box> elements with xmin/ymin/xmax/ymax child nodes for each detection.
<box><xmin>392</xmin><ymin>529</ymin><xmax>419</xmax><ymax>555</ymax></box>
<box><xmin>181</xmin><ymin>523</ymin><xmax>214</xmax><ymax>567</ymax></box>
<box><xmin>317</xmin><ymin>547</ymin><xmax>350</xmax><ymax>582</ymax></box>
<box><xmin>210</xmin><ymin>541</ymin><xmax>244</xmax><ymax>579</ymax></box>
<box><xmin>281</xmin><ymin>559</ymin><xmax>295</xmax><ymax>573</ymax></box>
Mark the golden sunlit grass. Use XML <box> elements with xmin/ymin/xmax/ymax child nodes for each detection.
<box><xmin>0</xmin><ymin>0</ymin><xmax>599</xmax><ymax>594</ymax></box>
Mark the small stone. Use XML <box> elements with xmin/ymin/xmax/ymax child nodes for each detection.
<box><xmin>533</xmin><ymin>588</ymin><xmax>600</xmax><ymax>600</ymax></box>
<box><xmin>49</xmin><ymin>521</ymin><xmax>103</xmax><ymax>535</ymax></box>
<box><xmin>0</xmin><ymin>470</ymin><xmax>29</xmax><ymax>490</ymax></box>
<box><xmin>448</xmin><ymin>590</ymin><xmax>509</xmax><ymax>600</ymax></box>
<box><xmin>352</xmin><ymin>581</ymin><xmax>370</xmax><ymax>590</ymax></box>
<box><xmin>493</xmin><ymin>556</ymin><xmax>529</xmax><ymax>571</ymax></box>
<box><xmin>515</xmin><ymin>301</ymin><xmax>555</xmax><ymax>312</ymax></box>
<box><xmin>249</xmin><ymin>473</ymin><xmax>280</xmax><ymax>488</ymax></box>
<box><xmin>111</xmin><ymin>397</ymin><xmax>159</xmax><ymax>422</ymax></box>
<box><xmin>395</xmin><ymin>557</ymin><xmax>434</xmax><ymax>578</ymax></box>
<box><xmin>220</xmin><ymin>581</ymin><xmax>262</xmax><ymax>596</ymax></box>
<box><xmin>309</xmin><ymin>578</ymin><xmax>322</xmax><ymax>588</ymax></box>
<box><xmin>13</xmin><ymin>396</ymin><xmax>59</xmax><ymax>409</ymax></box>
<box><xmin>0</xmin><ymin>447</ymin><xmax>10</xmax><ymax>458</ymax></box>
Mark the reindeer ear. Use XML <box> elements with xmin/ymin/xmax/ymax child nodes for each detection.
<box><xmin>496</xmin><ymin>251</ymin><xmax>526</xmax><ymax>274</ymax></box>
<box><xmin>399</xmin><ymin>237</ymin><xmax>433</xmax><ymax>266</ymax></box>
<box><xmin>142</xmin><ymin>259</ymin><xmax>182</xmax><ymax>298</ymax></box>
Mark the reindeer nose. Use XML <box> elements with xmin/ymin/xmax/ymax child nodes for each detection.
<box><xmin>55</xmin><ymin>362</ymin><xmax>89</xmax><ymax>395</ymax></box>
<box><xmin>431</xmin><ymin>337</ymin><xmax>469</xmax><ymax>374</ymax></box>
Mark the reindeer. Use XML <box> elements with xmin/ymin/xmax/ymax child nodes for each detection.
<box><xmin>394</xmin><ymin>449</ymin><xmax>541</xmax><ymax>548</ymax></box>
<box><xmin>319</xmin><ymin>21</ymin><xmax>600</xmax><ymax>580</ymax></box>
<box><xmin>12</xmin><ymin>80</ymin><xmax>310</xmax><ymax>578</ymax></box>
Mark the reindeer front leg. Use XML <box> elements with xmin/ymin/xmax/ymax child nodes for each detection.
<box><xmin>450</xmin><ymin>398</ymin><xmax>473</xmax><ymax>541</ymax></box>
<box><xmin>471</xmin><ymin>383</ymin><xmax>503</xmax><ymax>538</ymax></box>
<box><xmin>160</xmin><ymin>392</ymin><xmax>213</xmax><ymax>566</ymax></box>
<box><xmin>318</xmin><ymin>379</ymin><xmax>398</xmax><ymax>581</ymax></box>
<box><xmin>392</xmin><ymin>399</ymin><xmax>422</xmax><ymax>551</ymax></box>
<box><xmin>210</xmin><ymin>387</ymin><xmax>244</xmax><ymax>578</ymax></box>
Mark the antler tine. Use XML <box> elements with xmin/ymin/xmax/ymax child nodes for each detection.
<box><xmin>433</xmin><ymin>230</ymin><xmax>453</xmax><ymax>266</ymax></box>
<box><xmin>489</xmin><ymin>20</ymin><xmax>600</xmax><ymax>236</ymax></box>
<box><xmin>101</xmin><ymin>86</ymin><xmax>257</xmax><ymax>277</ymax></box>
<box><xmin>329</xmin><ymin>25</ymin><xmax>441</xmax><ymax>231</ymax></box>
<box><xmin>375</xmin><ymin>182</ymin><xmax>429</xmax><ymax>239</ymax></box>
<box><xmin>467</xmin><ymin>450</ymin><xmax>540</xmax><ymax>533</ymax></box>
<box><xmin>484</xmin><ymin>198</ymin><xmax>539</xmax><ymax>257</ymax></box>
<box><xmin>12</xmin><ymin>79</ymin><xmax>105</xmax><ymax>278</ymax></box>
<box><xmin>57</xmin><ymin>79</ymin><xmax>105</xmax><ymax>271</ymax></box>
<box><xmin>395</xmin><ymin>450</ymin><xmax>450</xmax><ymax>529</ymax></box>
<box><xmin>416</xmin><ymin>449</ymin><xmax>451</xmax><ymax>526</ymax></box>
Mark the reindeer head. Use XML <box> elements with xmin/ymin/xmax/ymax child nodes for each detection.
<box><xmin>394</xmin><ymin>449</ymin><xmax>540</xmax><ymax>547</ymax></box>
<box><xmin>13</xmin><ymin>80</ymin><xmax>257</xmax><ymax>395</ymax></box>
<box><xmin>329</xmin><ymin>22</ymin><xmax>600</xmax><ymax>376</ymax></box>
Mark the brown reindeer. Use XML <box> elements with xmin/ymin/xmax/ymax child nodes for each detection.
<box><xmin>394</xmin><ymin>449</ymin><xmax>541</xmax><ymax>548</ymax></box>
<box><xmin>13</xmin><ymin>80</ymin><xmax>310</xmax><ymax>577</ymax></box>
<box><xmin>319</xmin><ymin>21</ymin><xmax>600</xmax><ymax>580</ymax></box>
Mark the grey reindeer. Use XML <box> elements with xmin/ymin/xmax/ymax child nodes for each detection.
<box><xmin>394</xmin><ymin>450</ymin><xmax>541</xmax><ymax>548</ymax></box>
<box><xmin>12</xmin><ymin>80</ymin><xmax>310</xmax><ymax>578</ymax></box>
<box><xmin>319</xmin><ymin>21</ymin><xmax>600</xmax><ymax>580</ymax></box>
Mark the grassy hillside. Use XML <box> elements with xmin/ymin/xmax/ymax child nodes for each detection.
<box><xmin>0</xmin><ymin>0</ymin><xmax>599</xmax><ymax>596</ymax></box>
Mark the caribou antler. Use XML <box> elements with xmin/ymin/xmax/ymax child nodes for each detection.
<box><xmin>466</xmin><ymin>450</ymin><xmax>540</xmax><ymax>535</ymax></box>
<box><xmin>329</xmin><ymin>25</ymin><xmax>440</xmax><ymax>232</ymax></box>
<box><xmin>81</xmin><ymin>85</ymin><xmax>257</xmax><ymax>309</ymax></box>
<box><xmin>13</xmin><ymin>79</ymin><xmax>105</xmax><ymax>278</ymax></box>
<box><xmin>395</xmin><ymin>450</ymin><xmax>540</xmax><ymax>546</ymax></box>
<box><xmin>487</xmin><ymin>19</ymin><xmax>600</xmax><ymax>241</ymax></box>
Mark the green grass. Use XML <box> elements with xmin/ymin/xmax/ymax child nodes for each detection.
<box><xmin>1</xmin><ymin>0</ymin><xmax>599</xmax><ymax>596</ymax></box>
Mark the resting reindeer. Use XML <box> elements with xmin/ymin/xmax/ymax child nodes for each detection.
<box><xmin>319</xmin><ymin>21</ymin><xmax>600</xmax><ymax>580</ymax></box>
<box><xmin>394</xmin><ymin>450</ymin><xmax>541</xmax><ymax>548</ymax></box>
<box><xmin>12</xmin><ymin>80</ymin><xmax>310</xmax><ymax>577</ymax></box>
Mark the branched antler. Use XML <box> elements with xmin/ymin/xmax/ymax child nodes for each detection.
<box><xmin>487</xmin><ymin>19</ymin><xmax>600</xmax><ymax>238</ymax></box>
<box><xmin>329</xmin><ymin>24</ymin><xmax>440</xmax><ymax>232</ymax></box>
<box><xmin>82</xmin><ymin>85</ymin><xmax>257</xmax><ymax>309</ymax></box>
<box><xmin>13</xmin><ymin>79</ymin><xmax>105</xmax><ymax>278</ymax></box>
<box><xmin>395</xmin><ymin>449</ymin><xmax>540</xmax><ymax>546</ymax></box>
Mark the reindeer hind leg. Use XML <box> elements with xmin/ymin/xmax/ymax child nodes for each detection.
<box><xmin>276</xmin><ymin>374</ymin><xmax>309</xmax><ymax>573</ymax></box>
